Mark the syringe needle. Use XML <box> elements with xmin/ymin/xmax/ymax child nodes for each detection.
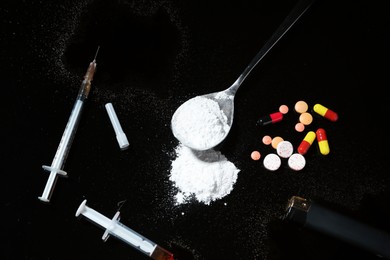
<box><xmin>39</xmin><ymin>47</ymin><xmax>100</xmax><ymax>203</ymax></box>
<box><xmin>80</xmin><ymin>46</ymin><xmax>100</xmax><ymax>99</ymax></box>
<box><xmin>93</xmin><ymin>45</ymin><xmax>100</xmax><ymax>61</ymax></box>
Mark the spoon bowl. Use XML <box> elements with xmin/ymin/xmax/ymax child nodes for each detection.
<box><xmin>171</xmin><ymin>83</ymin><xmax>239</xmax><ymax>151</ymax></box>
<box><xmin>171</xmin><ymin>0</ymin><xmax>314</xmax><ymax>151</ymax></box>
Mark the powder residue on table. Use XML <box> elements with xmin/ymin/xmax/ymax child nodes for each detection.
<box><xmin>169</xmin><ymin>143</ymin><xmax>240</xmax><ymax>205</ymax></box>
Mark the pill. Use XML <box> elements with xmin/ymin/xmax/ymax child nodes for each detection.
<box><xmin>298</xmin><ymin>131</ymin><xmax>316</xmax><ymax>155</ymax></box>
<box><xmin>295</xmin><ymin>122</ymin><xmax>305</xmax><ymax>132</ymax></box>
<box><xmin>299</xmin><ymin>112</ymin><xmax>313</xmax><ymax>125</ymax></box>
<box><xmin>251</xmin><ymin>151</ymin><xmax>261</xmax><ymax>161</ymax></box>
<box><xmin>294</xmin><ymin>100</ymin><xmax>308</xmax><ymax>114</ymax></box>
<box><xmin>313</xmin><ymin>103</ymin><xmax>338</xmax><ymax>122</ymax></box>
<box><xmin>288</xmin><ymin>153</ymin><xmax>306</xmax><ymax>171</ymax></box>
<box><xmin>276</xmin><ymin>140</ymin><xmax>294</xmax><ymax>158</ymax></box>
<box><xmin>279</xmin><ymin>104</ymin><xmax>289</xmax><ymax>114</ymax></box>
<box><xmin>271</xmin><ymin>136</ymin><xmax>284</xmax><ymax>149</ymax></box>
<box><xmin>316</xmin><ymin>128</ymin><xmax>330</xmax><ymax>155</ymax></box>
<box><xmin>262</xmin><ymin>135</ymin><xmax>272</xmax><ymax>145</ymax></box>
<box><xmin>257</xmin><ymin>112</ymin><xmax>283</xmax><ymax>126</ymax></box>
<box><xmin>263</xmin><ymin>153</ymin><xmax>281</xmax><ymax>171</ymax></box>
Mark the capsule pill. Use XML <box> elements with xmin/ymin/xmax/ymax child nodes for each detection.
<box><xmin>298</xmin><ymin>131</ymin><xmax>316</xmax><ymax>155</ymax></box>
<box><xmin>313</xmin><ymin>103</ymin><xmax>338</xmax><ymax>122</ymax></box>
<box><xmin>257</xmin><ymin>112</ymin><xmax>283</xmax><ymax>126</ymax></box>
<box><xmin>316</xmin><ymin>128</ymin><xmax>330</xmax><ymax>155</ymax></box>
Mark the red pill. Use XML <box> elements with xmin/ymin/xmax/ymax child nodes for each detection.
<box><xmin>313</xmin><ymin>104</ymin><xmax>338</xmax><ymax>122</ymax></box>
<box><xmin>257</xmin><ymin>112</ymin><xmax>283</xmax><ymax>126</ymax></box>
<box><xmin>297</xmin><ymin>131</ymin><xmax>316</xmax><ymax>155</ymax></box>
<box><xmin>316</xmin><ymin>128</ymin><xmax>330</xmax><ymax>155</ymax></box>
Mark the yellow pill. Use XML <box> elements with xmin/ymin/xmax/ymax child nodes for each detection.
<box><xmin>316</xmin><ymin>128</ymin><xmax>330</xmax><ymax>155</ymax></box>
<box><xmin>313</xmin><ymin>103</ymin><xmax>338</xmax><ymax>122</ymax></box>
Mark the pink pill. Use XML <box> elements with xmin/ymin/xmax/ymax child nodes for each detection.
<box><xmin>279</xmin><ymin>104</ymin><xmax>289</xmax><ymax>114</ymax></box>
<box><xmin>262</xmin><ymin>135</ymin><xmax>272</xmax><ymax>145</ymax></box>
<box><xmin>251</xmin><ymin>151</ymin><xmax>261</xmax><ymax>161</ymax></box>
<box><xmin>295</xmin><ymin>122</ymin><xmax>305</xmax><ymax>132</ymax></box>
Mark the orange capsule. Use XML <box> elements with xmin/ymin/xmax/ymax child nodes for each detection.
<box><xmin>313</xmin><ymin>104</ymin><xmax>338</xmax><ymax>122</ymax></box>
<box><xmin>298</xmin><ymin>131</ymin><xmax>316</xmax><ymax>155</ymax></box>
<box><xmin>316</xmin><ymin>128</ymin><xmax>330</xmax><ymax>155</ymax></box>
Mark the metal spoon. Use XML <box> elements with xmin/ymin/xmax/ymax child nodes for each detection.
<box><xmin>171</xmin><ymin>0</ymin><xmax>314</xmax><ymax>150</ymax></box>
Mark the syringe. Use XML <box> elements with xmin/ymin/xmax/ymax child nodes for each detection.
<box><xmin>38</xmin><ymin>47</ymin><xmax>100</xmax><ymax>203</ymax></box>
<box><xmin>76</xmin><ymin>200</ymin><xmax>175</xmax><ymax>260</ymax></box>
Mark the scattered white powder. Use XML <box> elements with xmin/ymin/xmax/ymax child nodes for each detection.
<box><xmin>170</xmin><ymin>143</ymin><xmax>240</xmax><ymax>205</ymax></box>
<box><xmin>171</xmin><ymin>96</ymin><xmax>230</xmax><ymax>150</ymax></box>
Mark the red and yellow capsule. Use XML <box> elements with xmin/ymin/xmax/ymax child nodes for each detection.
<box><xmin>257</xmin><ymin>111</ymin><xmax>283</xmax><ymax>126</ymax></box>
<box><xmin>313</xmin><ymin>104</ymin><xmax>338</xmax><ymax>122</ymax></box>
<box><xmin>316</xmin><ymin>128</ymin><xmax>330</xmax><ymax>155</ymax></box>
<box><xmin>298</xmin><ymin>131</ymin><xmax>316</xmax><ymax>155</ymax></box>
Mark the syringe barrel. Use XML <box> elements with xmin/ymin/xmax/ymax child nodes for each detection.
<box><xmin>51</xmin><ymin>99</ymin><xmax>84</xmax><ymax>170</ymax></box>
<box><xmin>77</xmin><ymin>80</ymin><xmax>92</xmax><ymax>100</ymax></box>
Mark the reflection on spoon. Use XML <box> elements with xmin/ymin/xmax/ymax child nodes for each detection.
<box><xmin>171</xmin><ymin>0</ymin><xmax>315</xmax><ymax>150</ymax></box>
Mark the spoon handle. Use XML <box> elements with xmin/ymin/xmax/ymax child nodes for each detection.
<box><xmin>229</xmin><ymin>0</ymin><xmax>315</xmax><ymax>94</ymax></box>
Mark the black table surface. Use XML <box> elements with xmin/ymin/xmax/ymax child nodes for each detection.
<box><xmin>2</xmin><ymin>0</ymin><xmax>389</xmax><ymax>259</ymax></box>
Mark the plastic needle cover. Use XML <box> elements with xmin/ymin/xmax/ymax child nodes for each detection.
<box><xmin>105</xmin><ymin>103</ymin><xmax>129</xmax><ymax>150</ymax></box>
<box><xmin>76</xmin><ymin>200</ymin><xmax>174</xmax><ymax>260</ymax></box>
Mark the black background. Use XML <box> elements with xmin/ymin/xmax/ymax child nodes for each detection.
<box><xmin>2</xmin><ymin>0</ymin><xmax>390</xmax><ymax>259</ymax></box>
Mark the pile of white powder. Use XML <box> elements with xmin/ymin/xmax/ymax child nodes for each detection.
<box><xmin>169</xmin><ymin>96</ymin><xmax>240</xmax><ymax>205</ymax></box>
<box><xmin>170</xmin><ymin>143</ymin><xmax>240</xmax><ymax>205</ymax></box>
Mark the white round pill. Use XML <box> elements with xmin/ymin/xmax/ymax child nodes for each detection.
<box><xmin>288</xmin><ymin>153</ymin><xmax>306</xmax><ymax>171</ymax></box>
<box><xmin>276</xmin><ymin>140</ymin><xmax>294</xmax><ymax>158</ymax></box>
<box><xmin>263</xmin><ymin>153</ymin><xmax>281</xmax><ymax>171</ymax></box>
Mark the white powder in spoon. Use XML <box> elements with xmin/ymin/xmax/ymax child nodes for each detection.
<box><xmin>171</xmin><ymin>96</ymin><xmax>230</xmax><ymax>150</ymax></box>
<box><xmin>169</xmin><ymin>96</ymin><xmax>240</xmax><ymax>205</ymax></box>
